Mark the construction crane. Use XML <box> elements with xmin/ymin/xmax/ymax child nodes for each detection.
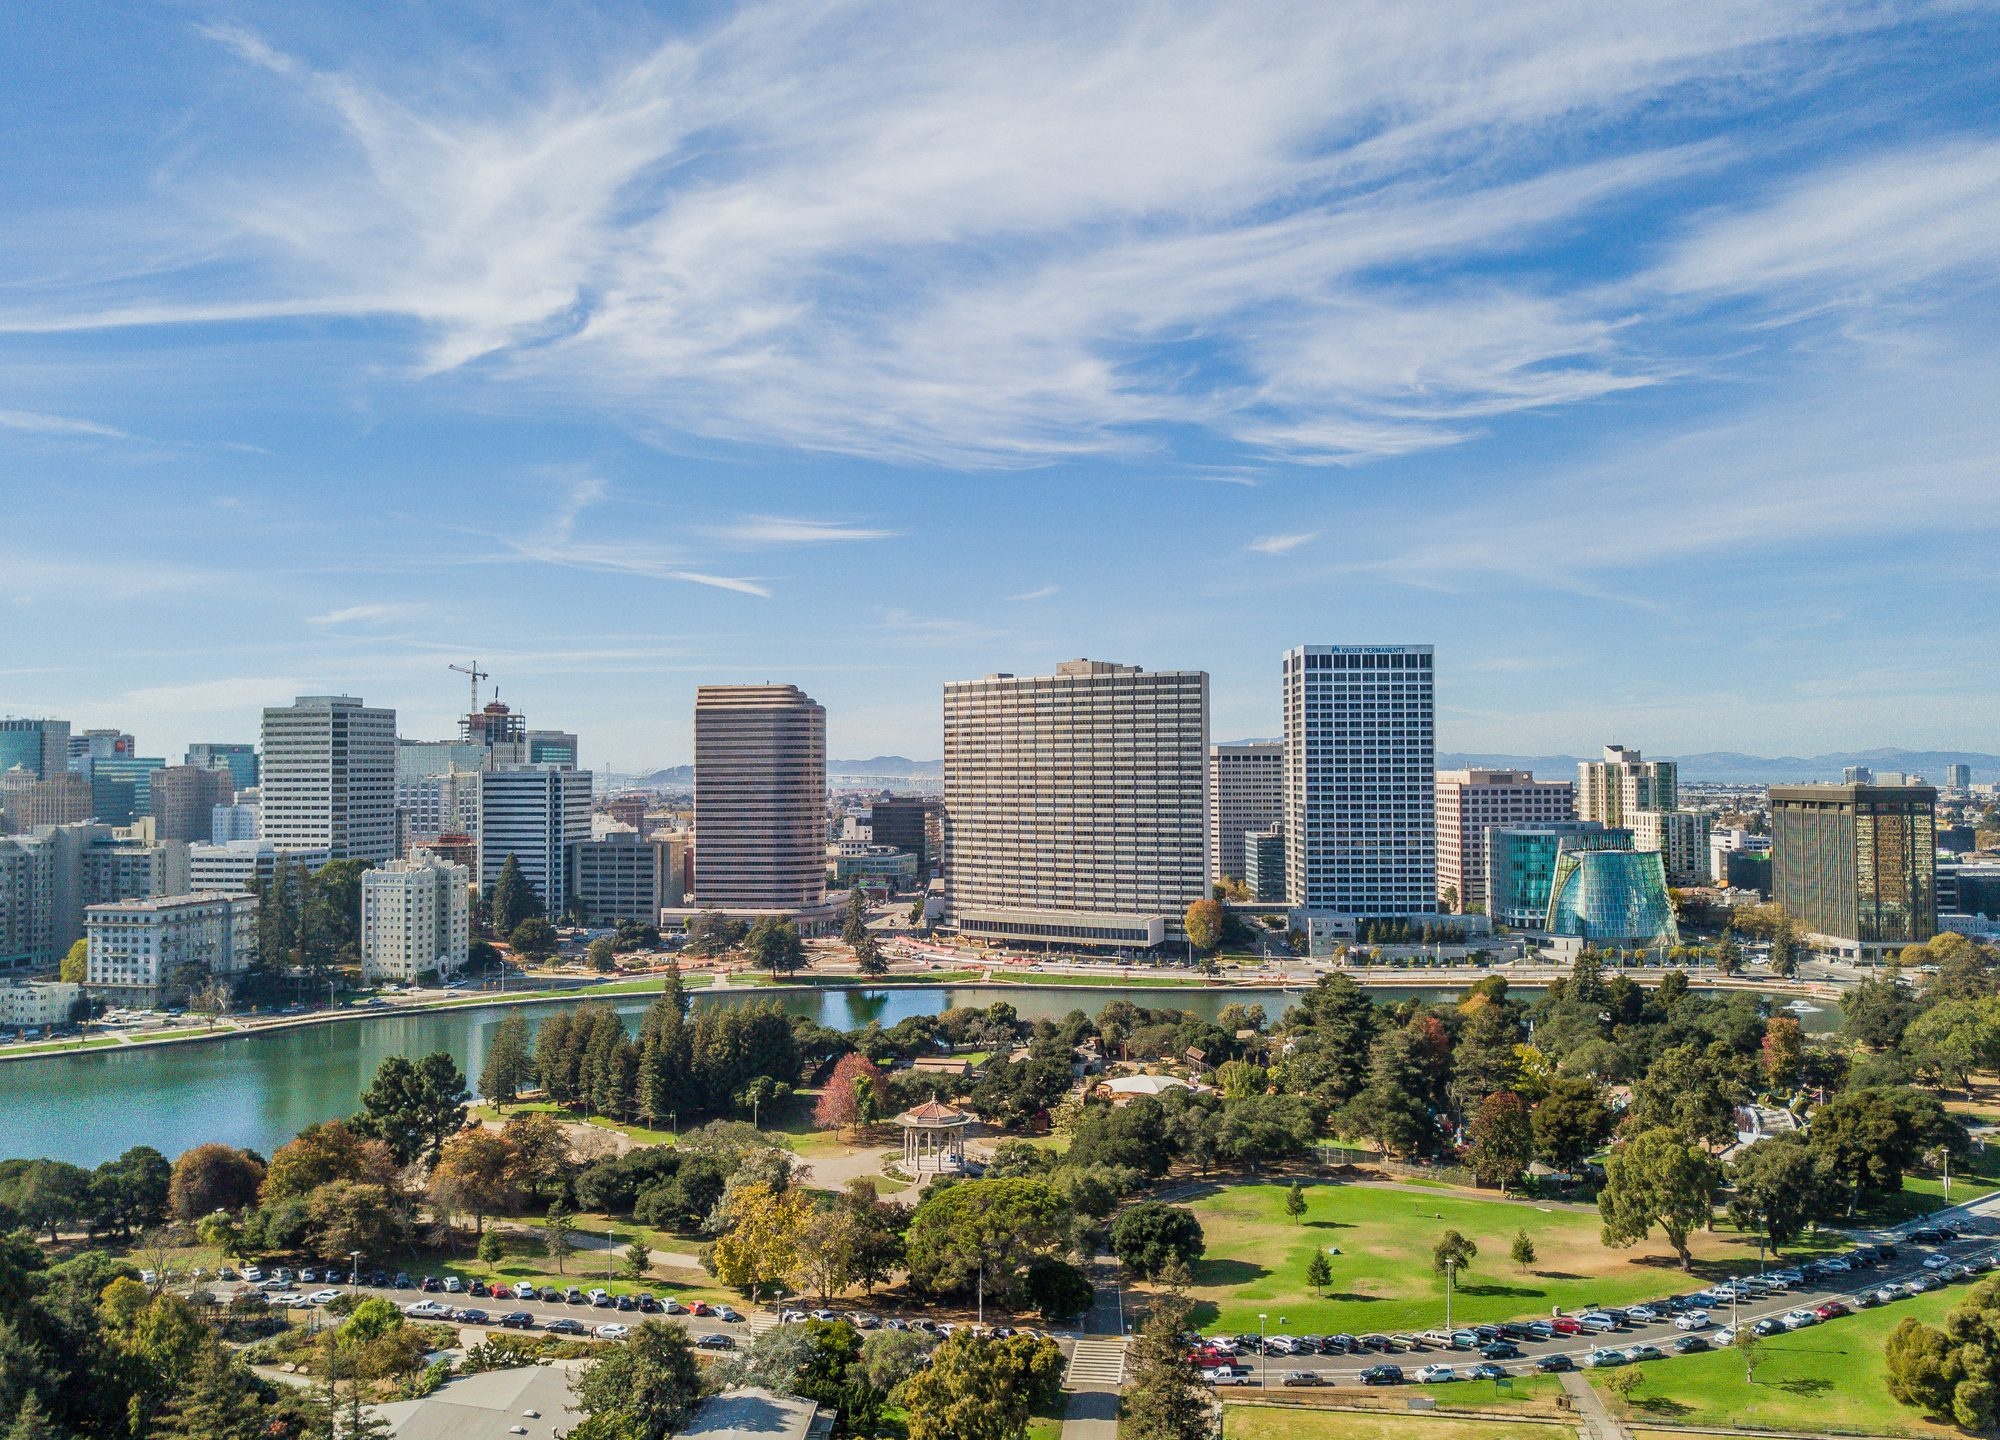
<box><xmin>448</xmin><ymin>661</ymin><xmax>488</xmax><ymax>717</ymax></box>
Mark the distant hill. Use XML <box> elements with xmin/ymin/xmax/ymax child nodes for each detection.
<box><xmin>633</xmin><ymin>755</ymin><xmax>942</xmax><ymax>790</ymax></box>
<box><xmin>1444</xmin><ymin>749</ymin><xmax>2000</xmax><ymax>784</ymax></box>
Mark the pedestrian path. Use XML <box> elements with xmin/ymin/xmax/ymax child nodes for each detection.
<box><xmin>1560</xmin><ymin>1370</ymin><xmax>1630</xmax><ymax>1440</ymax></box>
<box><xmin>746</xmin><ymin>1315</ymin><xmax>779</xmax><ymax>1337</ymax></box>
<box><xmin>1064</xmin><ymin>1337</ymin><xmax>1128</xmax><ymax>1391</ymax></box>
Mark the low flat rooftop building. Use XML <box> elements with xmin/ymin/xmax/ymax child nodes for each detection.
<box><xmin>679</xmin><ymin>1387</ymin><xmax>829</xmax><ymax>1439</ymax></box>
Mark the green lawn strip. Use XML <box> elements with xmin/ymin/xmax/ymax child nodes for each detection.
<box><xmin>1188</xmin><ymin>1181</ymin><xmax>1829</xmax><ymax>1338</ymax></box>
<box><xmin>1222</xmin><ymin>1404</ymin><xmax>1564</xmax><ymax>1440</ymax></box>
<box><xmin>1590</xmin><ymin>1284</ymin><xmax>1961</xmax><ymax>1437</ymax></box>
<box><xmin>994</xmin><ymin>971</ymin><xmax>1214</xmax><ymax>988</ymax></box>
<box><xmin>1</xmin><ymin>1034</ymin><xmax>126</xmax><ymax>1056</ymax></box>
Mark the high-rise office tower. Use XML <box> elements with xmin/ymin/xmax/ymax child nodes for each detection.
<box><xmin>692</xmin><ymin>685</ymin><xmax>827</xmax><ymax>913</ymax></box>
<box><xmin>1210</xmin><ymin>741</ymin><xmax>1284</xmax><ymax>888</ymax></box>
<box><xmin>186</xmin><ymin>743</ymin><xmax>259</xmax><ymax>791</ymax></box>
<box><xmin>1575</xmin><ymin>745</ymin><xmax>1678</xmax><ymax>828</ymax></box>
<box><xmin>942</xmin><ymin>660</ymin><xmax>1208</xmax><ymax>948</ymax></box>
<box><xmin>478</xmin><ymin>766</ymin><xmax>592</xmax><ymax>918</ymax></box>
<box><xmin>1770</xmin><ymin>783</ymin><xmax>1938</xmax><ymax>959</ymax></box>
<box><xmin>1434</xmin><ymin>769</ymin><xmax>1575</xmax><ymax>913</ymax></box>
<box><xmin>149</xmin><ymin>765</ymin><xmax>235</xmax><ymax>843</ymax></box>
<box><xmin>259</xmin><ymin>696</ymin><xmax>398</xmax><ymax>862</ymax></box>
<box><xmin>525</xmin><ymin>730</ymin><xmax>581</xmax><ymax>768</ymax></box>
<box><xmin>1283</xmin><ymin>645</ymin><xmax>1436</xmax><ymax>918</ymax></box>
<box><xmin>68</xmin><ymin>729</ymin><xmax>135</xmax><ymax>770</ymax></box>
<box><xmin>361</xmin><ymin>853</ymin><xmax>470</xmax><ymax>982</ymax></box>
<box><xmin>0</xmin><ymin>719</ymin><xmax>70</xmax><ymax>779</ymax></box>
<box><xmin>869</xmin><ymin>797</ymin><xmax>944</xmax><ymax>878</ymax></box>
<box><xmin>1946</xmin><ymin>763</ymin><xmax>1973</xmax><ymax>790</ymax></box>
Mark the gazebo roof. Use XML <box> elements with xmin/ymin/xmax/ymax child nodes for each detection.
<box><xmin>895</xmin><ymin>1099</ymin><xmax>972</xmax><ymax>1128</ymax></box>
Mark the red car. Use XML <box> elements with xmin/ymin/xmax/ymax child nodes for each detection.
<box><xmin>688</xmin><ymin>1301</ymin><xmax>713</xmax><ymax>1317</ymax></box>
<box><xmin>1551</xmin><ymin>1317</ymin><xmax>1583</xmax><ymax>1336</ymax></box>
<box><xmin>1815</xmin><ymin>1301</ymin><xmax>1850</xmax><ymax>1320</ymax></box>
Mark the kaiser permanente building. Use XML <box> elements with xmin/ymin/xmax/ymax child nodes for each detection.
<box><xmin>942</xmin><ymin>660</ymin><xmax>1209</xmax><ymax>949</ymax></box>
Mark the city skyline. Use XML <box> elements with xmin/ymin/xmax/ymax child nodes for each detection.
<box><xmin>5</xmin><ymin>5</ymin><xmax>2000</xmax><ymax>767</ymax></box>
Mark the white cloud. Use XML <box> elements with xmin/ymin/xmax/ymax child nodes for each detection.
<box><xmin>0</xmin><ymin>2</ymin><xmax>1924</xmax><ymax>467</ymax></box>
<box><xmin>0</xmin><ymin>408</ymin><xmax>130</xmax><ymax>439</ymax></box>
<box><xmin>1246</xmin><ymin>532</ymin><xmax>1319</xmax><ymax>556</ymax></box>
<box><xmin>1007</xmin><ymin>584</ymin><xmax>1059</xmax><ymax>602</ymax></box>
<box><xmin>122</xmin><ymin>676</ymin><xmax>306</xmax><ymax>713</ymax></box>
<box><xmin>492</xmin><ymin>476</ymin><xmax>772</xmax><ymax>596</ymax></box>
<box><xmin>306</xmin><ymin>602</ymin><xmax>422</xmax><ymax>627</ymax></box>
<box><xmin>711</xmin><ymin>516</ymin><xmax>900</xmax><ymax>546</ymax></box>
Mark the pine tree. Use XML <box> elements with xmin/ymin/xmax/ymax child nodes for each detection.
<box><xmin>1284</xmin><ymin>1182</ymin><xmax>1307</xmax><ymax>1223</ymax></box>
<box><xmin>1511</xmin><ymin>1228</ymin><xmax>1537</xmax><ymax>1272</ymax></box>
<box><xmin>155</xmin><ymin>1344</ymin><xmax>268</xmax><ymax>1440</ymax></box>
<box><xmin>1121</xmin><ymin>1295</ymin><xmax>1210</xmax><ymax>1440</ymax></box>
<box><xmin>545</xmin><ymin>1199</ymin><xmax>575</xmax><ymax>1275</ymax></box>
<box><xmin>489</xmin><ymin>854</ymin><xmax>540</xmax><ymax>936</ymax></box>
<box><xmin>479</xmin><ymin>1011</ymin><xmax>532</xmax><ymax>1107</ymax></box>
<box><xmin>842</xmin><ymin>888</ymin><xmax>869</xmax><ymax>948</ymax></box>
<box><xmin>1305</xmin><ymin>1251</ymin><xmax>1332</xmax><ymax>1294</ymax></box>
<box><xmin>4</xmin><ymin>1393</ymin><xmax>61</xmax><ymax>1440</ymax></box>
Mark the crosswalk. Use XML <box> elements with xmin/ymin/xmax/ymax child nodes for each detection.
<box><xmin>746</xmin><ymin>1315</ymin><xmax>779</xmax><ymax>1337</ymax></box>
<box><xmin>1064</xmin><ymin>1337</ymin><xmax>1128</xmax><ymax>1391</ymax></box>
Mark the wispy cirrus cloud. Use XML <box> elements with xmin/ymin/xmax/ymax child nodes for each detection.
<box><xmin>305</xmin><ymin>602</ymin><xmax>424</xmax><ymax>627</ymax></box>
<box><xmin>0</xmin><ymin>408</ymin><xmax>130</xmax><ymax>439</ymax></box>
<box><xmin>711</xmin><ymin>516</ymin><xmax>901</xmax><ymax>546</ymax></box>
<box><xmin>1246</xmin><ymin>532</ymin><xmax>1318</xmax><ymax>556</ymax></box>
<box><xmin>0</xmin><ymin>1</ymin><xmax>1953</xmax><ymax>469</ymax></box>
<box><xmin>492</xmin><ymin>477</ymin><xmax>772</xmax><ymax>596</ymax></box>
<box><xmin>1007</xmin><ymin>584</ymin><xmax>1059</xmax><ymax>602</ymax></box>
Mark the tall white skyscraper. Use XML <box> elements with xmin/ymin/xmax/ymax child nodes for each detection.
<box><xmin>1210</xmin><ymin>741</ymin><xmax>1284</xmax><ymax>889</ymax></box>
<box><xmin>1575</xmin><ymin>745</ymin><xmax>1677</xmax><ymax>828</ymax></box>
<box><xmin>943</xmin><ymin>659</ymin><xmax>1208</xmax><ymax>948</ymax></box>
<box><xmin>1283</xmin><ymin>645</ymin><xmax>1436</xmax><ymax>919</ymax></box>
<box><xmin>692</xmin><ymin>685</ymin><xmax>828</xmax><ymax>914</ymax></box>
<box><xmin>478</xmin><ymin>767</ymin><xmax>592</xmax><ymax>918</ymax></box>
<box><xmin>259</xmin><ymin>696</ymin><xmax>397</xmax><ymax>862</ymax></box>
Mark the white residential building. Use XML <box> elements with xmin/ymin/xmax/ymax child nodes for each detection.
<box><xmin>1710</xmin><ymin>826</ymin><xmax>1773</xmax><ymax>885</ymax></box>
<box><xmin>260</xmin><ymin>696</ymin><xmax>397</xmax><ymax>862</ymax></box>
<box><xmin>943</xmin><ymin>659</ymin><xmax>1209</xmax><ymax>949</ymax></box>
<box><xmin>1283</xmin><ymin>645</ymin><xmax>1436</xmax><ymax>925</ymax></box>
<box><xmin>85</xmin><ymin>892</ymin><xmax>258</xmax><ymax>999</ymax></box>
<box><xmin>360</xmin><ymin>853</ymin><xmax>470</xmax><ymax>982</ymax></box>
<box><xmin>188</xmin><ymin>839</ymin><xmax>328</xmax><ymax>895</ymax></box>
<box><xmin>479</xmin><ymin>767</ymin><xmax>592</xmax><ymax>918</ymax></box>
<box><xmin>1210</xmin><ymin>741</ymin><xmax>1283</xmax><ymax>889</ymax></box>
<box><xmin>46</xmin><ymin>822</ymin><xmax>183</xmax><ymax>952</ymax></box>
<box><xmin>1575</xmin><ymin>745</ymin><xmax>1678</xmax><ymax>828</ymax></box>
<box><xmin>1631</xmin><ymin>808</ymin><xmax>1711</xmax><ymax>886</ymax></box>
<box><xmin>0</xmin><ymin>978</ymin><xmax>82</xmax><ymax>1028</ymax></box>
<box><xmin>211</xmin><ymin>793</ymin><xmax>261</xmax><ymax>842</ymax></box>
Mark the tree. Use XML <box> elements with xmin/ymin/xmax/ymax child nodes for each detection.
<box><xmin>572</xmin><ymin>1321</ymin><xmax>702</xmax><ymax>1440</ymax></box>
<box><xmin>4</xmin><ymin>1393</ymin><xmax>61</xmax><ymax>1440</ymax></box>
<box><xmin>622</xmin><ymin>1239</ymin><xmax>653</xmax><ymax>1284</ymax></box>
<box><xmin>1806</xmin><ymin>1085</ymin><xmax>1959</xmax><ymax>1212</ymax></box>
<box><xmin>1122</xmin><ymin>1293</ymin><xmax>1210</xmax><ymax>1440</ymax></box>
<box><xmin>167</xmin><ymin>1144</ymin><xmax>265</xmax><ymax>1222</ymax></box>
<box><xmin>1305</xmin><ymin>1251</ymin><xmax>1332</xmax><ymax>1294</ymax></box>
<box><xmin>477</xmin><ymin>1230</ymin><xmax>505</xmax><ymax>1273</ymax></box>
<box><xmin>842</xmin><ymin>888</ymin><xmax>870</xmax><ymax>948</ymax></box>
<box><xmin>1903</xmin><ymin>998</ymin><xmax>2000</xmax><ymax>1095</ymax></box>
<box><xmin>479</xmin><ymin>1011</ymin><xmax>534</xmax><ymax>1107</ymax></box>
<box><xmin>814</xmin><ymin>1053</ymin><xmax>888</xmax><ymax>1134</ymax></box>
<box><xmin>1769</xmin><ymin>916</ymin><xmax>1800</xmax><ymax>978</ymax></box>
<box><xmin>585</xmin><ymin>936</ymin><xmax>618</xmax><ymax>972</ymax></box>
<box><xmin>488</xmin><ymin>854</ymin><xmax>540</xmax><ymax>936</ymax></box>
<box><xmin>1466</xmin><ymin>1091</ymin><xmax>1535</xmax><ymax>1192</ymax></box>
<box><xmin>854</xmin><ymin>933</ymin><xmax>889</xmax><ymax>975</ymax></box>
<box><xmin>1111</xmin><ymin>1202</ymin><xmax>1205</xmax><ymax>1279</ymax></box>
<box><xmin>57</xmin><ymin>939</ymin><xmax>87</xmax><ymax>984</ymax></box>
<box><xmin>1599</xmin><ymin>1126</ymin><xmax>1721</xmax><ymax>1269</ymax></box>
<box><xmin>1284</xmin><ymin>1182</ymin><xmax>1307</xmax><ymax>1223</ymax></box>
<box><xmin>152</xmin><ymin>1343</ymin><xmax>268</xmax><ymax>1440</ymax></box>
<box><xmin>1726</xmin><ymin>1134</ymin><xmax>1827</xmax><ymax>1254</ymax></box>
<box><xmin>354</xmin><ymin>1052</ymin><xmax>469</xmax><ymax>1167</ymax></box>
<box><xmin>1715</xmin><ymin>932</ymin><xmax>1742</xmax><ymax>976</ymax></box>
<box><xmin>508</xmin><ymin>917</ymin><xmax>558</xmax><ymax>963</ymax></box>
<box><xmin>745</xmin><ymin>917</ymin><xmax>807</xmax><ymax>976</ymax></box>
<box><xmin>1023</xmin><ymin>1256</ymin><xmax>1094</xmax><ymax>1322</ymax></box>
<box><xmin>544</xmin><ymin>1199</ymin><xmax>575</xmax><ymax>1275</ymax></box>
<box><xmin>1432</xmin><ymin>1230</ymin><xmax>1477</xmax><ymax>1275</ymax></box>
<box><xmin>904</xmin><ymin>1178</ymin><xmax>1071</xmax><ymax>1304</ymax></box>
<box><xmin>263</xmin><ymin>1119</ymin><xmax>398</xmax><ymax>1201</ymax></box>
<box><xmin>1761</xmin><ymin>1016</ymin><xmax>1806</xmax><ymax>1092</ymax></box>
<box><xmin>428</xmin><ymin>1131</ymin><xmax>522</xmax><ymax>1234</ymax></box>
<box><xmin>860</xmin><ymin>1329</ymin><xmax>936</xmax><ymax>1394</ymax></box>
<box><xmin>1183</xmin><ymin>899</ymin><xmax>1224</xmax><ymax>955</ymax></box>
<box><xmin>902</xmin><ymin>1332</ymin><xmax>1064</xmax><ymax>1440</ymax></box>
<box><xmin>1510</xmin><ymin>1229</ymin><xmax>1537</xmax><ymax>1272</ymax></box>
<box><xmin>1604</xmin><ymin>1365</ymin><xmax>1644</xmax><ymax>1409</ymax></box>
<box><xmin>710</xmin><ymin>1181</ymin><xmax>812</xmax><ymax>1300</ymax></box>
<box><xmin>1531</xmin><ymin>1076</ymin><xmax>1613</xmax><ymax>1173</ymax></box>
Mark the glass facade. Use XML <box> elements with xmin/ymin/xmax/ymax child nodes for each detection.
<box><xmin>1771</xmin><ymin>785</ymin><xmax>1937</xmax><ymax>948</ymax></box>
<box><xmin>1487</xmin><ymin>824</ymin><xmax>1626</xmax><ymax>929</ymax></box>
<box><xmin>1544</xmin><ymin>847</ymin><xmax>1679</xmax><ymax>945</ymax></box>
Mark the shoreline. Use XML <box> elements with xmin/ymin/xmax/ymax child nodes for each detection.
<box><xmin>0</xmin><ymin>964</ymin><xmax>1845</xmax><ymax>1067</ymax></box>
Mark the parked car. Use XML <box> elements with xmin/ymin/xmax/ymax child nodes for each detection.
<box><xmin>418</xmin><ymin>1277</ymin><xmax>442</xmax><ymax>1293</ymax></box>
<box><xmin>1782</xmin><ymin>1310</ymin><xmax>1819</xmax><ymax>1330</ymax></box>
<box><xmin>1448</xmin><ymin>1330</ymin><xmax>1479</xmax><ymax>1350</ymax></box>
<box><xmin>1525</xmin><ymin>1321</ymin><xmax>1555</xmax><ymax>1341</ymax></box>
<box><xmin>1551</xmin><ymin>1316</ymin><xmax>1583</xmax><ymax>1336</ymax></box>
<box><xmin>1815</xmin><ymin>1301</ymin><xmax>1851</xmax><ymax>1320</ymax></box>
<box><xmin>307</xmin><ymin>1290</ymin><xmax>341</xmax><ymax>1306</ymax></box>
<box><xmin>1535</xmin><ymin>1354</ymin><xmax>1575</xmax><ymax>1373</ymax></box>
<box><xmin>453</xmin><ymin>1309</ymin><xmax>488</xmax><ymax>1325</ymax></box>
<box><xmin>1582</xmin><ymin>1349</ymin><xmax>1626</xmax><ymax>1368</ymax></box>
<box><xmin>1470</xmin><ymin>1363</ymin><xmax>1509</xmax><ymax>1381</ymax></box>
<box><xmin>564</xmin><ymin>1288</ymin><xmax>585</xmax><ymax>1305</ymax></box>
<box><xmin>587</xmin><ymin>1289</ymin><xmax>611</xmax><ymax>1307</ymax></box>
<box><xmin>1672</xmin><ymin>1335</ymin><xmax>1711</xmax><ymax>1354</ymax></box>
<box><xmin>499</xmin><ymin>1312</ymin><xmax>535</xmax><ymax>1329</ymax></box>
<box><xmin>404</xmin><ymin>1300</ymin><xmax>450</xmax><ymax>1318</ymax></box>
<box><xmin>1413</xmin><ymin>1364</ymin><xmax>1459</xmax><ymax>1383</ymax></box>
<box><xmin>242</xmin><ymin>1267</ymin><xmax>264</xmax><ymax>1283</ymax></box>
<box><xmin>1624</xmin><ymin>1305</ymin><xmax>1659</xmax><ymax>1324</ymax></box>
<box><xmin>442</xmin><ymin>1276</ymin><xmax>463</xmax><ymax>1293</ymax></box>
<box><xmin>1203</xmin><ymin>1367</ymin><xmax>1255</xmax><ymax>1387</ymax></box>
<box><xmin>1359</xmin><ymin>1365</ymin><xmax>1404</xmax><ymax>1386</ymax></box>
<box><xmin>698</xmin><ymin>1333</ymin><xmax>736</xmax><ymax>1350</ymax></box>
<box><xmin>595</xmin><ymin>1324</ymin><xmax>629</xmax><ymax>1340</ymax></box>
<box><xmin>545</xmin><ymin>1318</ymin><xmax>586</xmax><ymax>1335</ymax></box>
<box><xmin>1481</xmin><ymin>1341</ymin><xmax>1521</xmax><ymax>1360</ymax></box>
<box><xmin>1623</xmin><ymin>1345</ymin><xmax>1664</xmax><ymax>1363</ymax></box>
<box><xmin>716</xmin><ymin>1306</ymin><xmax>744</xmax><ymax>1323</ymax></box>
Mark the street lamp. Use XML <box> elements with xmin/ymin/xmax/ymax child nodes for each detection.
<box><xmin>1259</xmin><ymin>1313</ymin><xmax>1267</xmax><ymax>1390</ymax></box>
<box><xmin>1444</xmin><ymin>1258</ymin><xmax>1457</xmax><ymax>1333</ymax></box>
<box><xmin>349</xmin><ymin>1251</ymin><xmax>362</xmax><ymax>1292</ymax></box>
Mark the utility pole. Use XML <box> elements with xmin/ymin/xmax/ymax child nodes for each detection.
<box><xmin>1445</xmin><ymin>1258</ymin><xmax>1456</xmax><ymax>1332</ymax></box>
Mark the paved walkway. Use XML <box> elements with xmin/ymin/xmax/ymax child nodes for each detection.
<box><xmin>1061</xmin><ymin>1254</ymin><xmax>1126</xmax><ymax>1440</ymax></box>
<box><xmin>1560</xmin><ymin>1370</ymin><xmax>1630</xmax><ymax>1440</ymax></box>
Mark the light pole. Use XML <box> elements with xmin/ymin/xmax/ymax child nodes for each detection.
<box><xmin>1259</xmin><ymin>1313</ymin><xmax>1268</xmax><ymax>1389</ymax></box>
<box><xmin>349</xmin><ymin>1251</ymin><xmax>362</xmax><ymax>1294</ymax></box>
<box><xmin>1445</xmin><ymin>1259</ymin><xmax>1457</xmax><ymax>1333</ymax></box>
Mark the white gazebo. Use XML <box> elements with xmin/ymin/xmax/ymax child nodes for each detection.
<box><xmin>895</xmin><ymin>1099</ymin><xmax>972</xmax><ymax>1173</ymax></box>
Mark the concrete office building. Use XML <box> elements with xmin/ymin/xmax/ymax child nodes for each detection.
<box><xmin>85</xmin><ymin>892</ymin><xmax>257</xmax><ymax>1000</ymax></box>
<box><xmin>1710</xmin><ymin>827</ymin><xmax>1773</xmax><ymax>885</ymax></box>
<box><xmin>0</xmin><ymin>836</ymin><xmax>55</xmax><ymax>969</ymax></box>
<box><xmin>1283</xmin><ymin>645</ymin><xmax>1436</xmax><ymax>933</ymax></box>
<box><xmin>690</xmin><ymin>685</ymin><xmax>828</xmax><ymax>916</ymax></box>
<box><xmin>0</xmin><ymin>719</ymin><xmax>70</xmax><ymax>779</ymax></box>
<box><xmin>186</xmin><ymin>743</ymin><xmax>259</xmax><ymax>791</ymax></box>
<box><xmin>1486</xmin><ymin>823</ymin><xmax>1626</xmax><ymax>930</ymax></box>
<box><xmin>1630</xmin><ymin>807</ymin><xmax>1710</xmax><ymax>886</ymax></box>
<box><xmin>943</xmin><ymin>660</ymin><xmax>1208</xmax><ymax>949</ymax></box>
<box><xmin>188</xmin><ymin>839</ymin><xmax>327</xmax><ymax>895</ymax></box>
<box><xmin>479</xmin><ymin>766</ymin><xmax>592</xmax><ymax>918</ymax></box>
<box><xmin>212</xmin><ymin>794</ymin><xmax>261</xmax><ymax>842</ymax></box>
<box><xmin>869</xmin><ymin>797</ymin><xmax>944</xmax><ymax>878</ymax></box>
<box><xmin>1576</xmin><ymin>745</ymin><xmax>1678</xmax><ymax>828</ymax></box>
<box><xmin>1434</xmin><ymin>769</ymin><xmax>1574</xmax><ymax>913</ymax></box>
<box><xmin>569</xmin><ymin>828</ymin><xmax>684</xmax><ymax>924</ymax></box>
<box><xmin>1</xmin><ymin>769</ymin><xmax>93</xmax><ymax>834</ymax></box>
<box><xmin>1947</xmin><ymin>763</ymin><xmax>1973</xmax><ymax>790</ymax></box>
<box><xmin>525</xmin><ymin>731</ymin><xmax>580</xmax><ymax>768</ymax></box>
<box><xmin>47</xmin><ymin>823</ymin><xmax>185</xmax><ymax>951</ymax></box>
<box><xmin>1211</xmin><ymin>741</ymin><xmax>1284</xmax><ymax>889</ymax></box>
<box><xmin>402</xmin><ymin>768</ymin><xmax>483</xmax><ymax>843</ymax></box>
<box><xmin>360</xmin><ymin>853</ymin><xmax>470</xmax><ymax>982</ymax></box>
<box><xmin>69</xmin><ymin>729</ymin><xmax>134</xmax><ymax>768</ymax></box>
<box><xmin>149</xmin><ymin>764</ymin><xmax>235</xmax><ymax>843</ymax></box>
<box><xmin>1245</xmin><ymin>825</ymin><xmax>1285</xmax><ymax>902</ymax></box>
<box><xmin>261</xmin><ymin>695</ymin><xmax>397</xmax><ymax>862</ymax></box>
<box><xmin>1843</xmin><ymin>765</ymin><xmax>1874</xmax><ymax>785</ymax></box>
<box><xmin>828</xmin><ymin>840</ymin><xmax>919</xmax><ymax>891</ymax></box>
<box><xmin>1771</xmin><ymin>783</ymin><xmax>1938</xmax><ymax>959</ymax></box>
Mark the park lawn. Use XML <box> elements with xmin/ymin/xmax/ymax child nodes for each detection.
<box><xmin>1591</xmin><ymin>1284</ymin><xmax>1963</xmax><ymax>1437</ymax></box>
<box><xmin>471</xmin><ymin>1101</ymin><xmax>681</xmax><ymax>1147</ymax></box>
<box><xmin>1187</xmin><ymin>1180</ymin><xmax>1832</xmax><ymax>1338</ymax></box>
<box><xmin>1</xmin><ymin>1034</ymin><xmax>125</xmax><ymax>1057</ymax></box>
<box><xmin>1222</xmin><ymin>1404</ymin><xmax>1565</xmax><ymax>1440</ymax></box>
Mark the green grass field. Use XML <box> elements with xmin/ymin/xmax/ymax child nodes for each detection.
<box><xmin>1591</xmin><ymin>1283</ymin><xmax>1961</xmax><ymax>1436</ymax></box>
<box><xmin>1222</xmin><ymin>1406</ymin><xmax>1565</xmax><ymax>1440</ymax></box>
<box><xmin>1187</xmin><ymin>1180</ymin><xmax>1840</xmax><ymax>1338</ymax></box>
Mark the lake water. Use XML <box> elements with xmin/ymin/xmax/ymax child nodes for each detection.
<box><xmin>0</xmin><ymin>981</ymin><xmax>1838</xmax><ymax>1165</ymax></box>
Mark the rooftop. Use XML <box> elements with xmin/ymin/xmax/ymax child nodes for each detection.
<box><xmin>679</xmin><ymin>1387</ymin><xmax>826</xmax><ymax>1439</ymax></box>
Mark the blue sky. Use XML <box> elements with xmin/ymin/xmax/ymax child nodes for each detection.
<box><xmin>3</xmin><ymin>1</ymin><xmax>1999</xmax><ymax>770</ymax></box>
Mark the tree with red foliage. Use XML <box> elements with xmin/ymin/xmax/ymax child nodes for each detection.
<box><xmin>815</xmin><ymin>1053</ymin><xmax>889</xmax><ymax>1135</ymax></box>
